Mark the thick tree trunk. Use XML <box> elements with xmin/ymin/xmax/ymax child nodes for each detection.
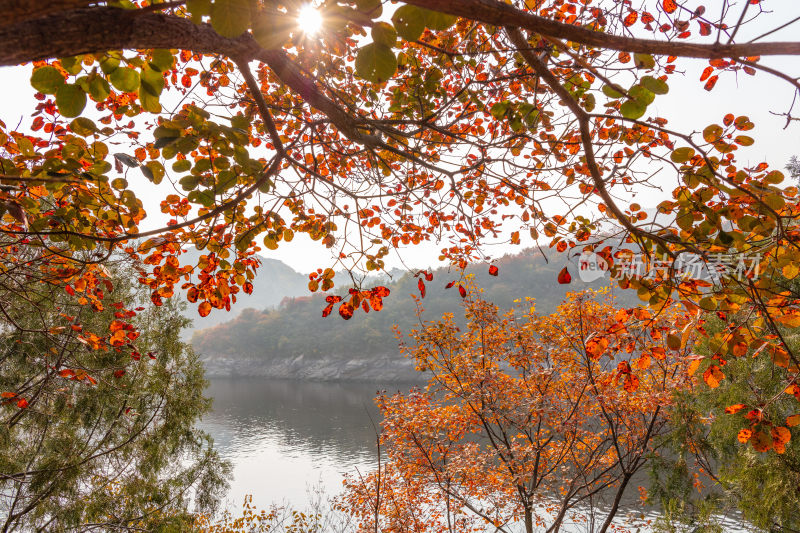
<box><xmin>0</xmin><ymin>7</ymin><xmax>257</xmax><ymax>67</ymax></box>
<box><xmin>1</xmin><ymin>3</ymin><xmax>799</xmax><ymax>70</ymax></box>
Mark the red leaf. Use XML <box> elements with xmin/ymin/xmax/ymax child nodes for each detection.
<box><xmin>700</xmin><ymin>66</ymin><xmax>713</xmax><ymax>81</ymax></box>
<box><xmin>623</xmin><ymin>11</ymin><xmax>638</xmax><ymax>26</ymax></box>
<box><xmin>372</xmin><ymin>286</ymin><xmax>390</xmax><ymax>298</ymax></box>
<box><xmin>489</xmin><ymin>265</ymin><xmax>499</xmax><ymax>276</ymax></box>
<box><xmin>698</xmin><ymin>21</ymin><xmax>711</xmax><ymax>35</ymax></box>
<box><xmin>113</xmin><ymin>369</ymin><xmax>126</xmax><ymax>379</ymax></box>
<box><xmin>418</xmin><ymin>278</ymin><xmax>426</xmax><ymax>298</ymax></box>
<box><xmin>458</xmin><ymin>285</ymin><xmax>467</xmax><ymax>298</ymax></box>
<box><xmin>1</xmin><ymin>392</ymin><xmax>16</xmax><ymax>399</ymax></box>
<box><xmin>624</xmin><ymin>373</ymin><xmax>640</xmax><ymax>392</ymax></box>
<box><xmin>445</xmin><ymin>281</ymin><xmax>456</xmax><ymax>289</ymax></box>
<box><xmin>424</xmin><ymin>271</ymin><xmax>433</xmax><ymax>282</ymax></box>
<box><xmin>704</xmin><ymin>75</ymin><xmax>719</xmax><ymax>91</ymax></box>
<box><xmin>369</xmin><ymin>295</ymin><xmax>384</xmax><ymax>311</ymax></box>
<box><xmin>339</xmin><ymin>302</ymin><xmax>354</xmax><ymax>320</ymax></box>
<box><xmin>16</xmin><ymin>398</ymin><xmax>29</xmax><ymax>409</ymax></box>
<box><xmin>322</xmin><ymin>303</ymin><xmax>334</xmax><ymax>318</ymax></box>
<box><xmin>662</xmin><ymin>0</ymin><xmax>678</xmax><ymax>14</ymax></box>
<box><xmin>557</xmin><ymin>267</ymin><xmax>572</xmax><ymax>284</ymax></box>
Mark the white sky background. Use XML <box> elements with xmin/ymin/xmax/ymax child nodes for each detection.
<box><xmin>0</xmin><ymin>1</ymin><xmax>798</xmax><ymax>274</ymax></box>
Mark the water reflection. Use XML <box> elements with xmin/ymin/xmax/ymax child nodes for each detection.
<box><xmin>200</xmin><ymin>378</ymin><xmax>414</xmax><ymax>509</ymax></box>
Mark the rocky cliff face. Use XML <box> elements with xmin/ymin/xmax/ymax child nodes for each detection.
<box><xmin>200</xmin><ymin>352</ymin><xmax>421</xmax><ymax>382</ymax></box>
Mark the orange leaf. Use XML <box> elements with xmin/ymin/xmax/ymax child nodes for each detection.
<box><xmin>624</xmin><ymin>373</ymin><xmax>640</xmax><ymax>392</ymax></box>
<box><xmin>737</xmin><ymin>428</ymin><xmax>752</xmax><ymax>443</ymax></box>
<box><xmin>725</xmin><ymin>404</ymin><xmax>746</xmax><ymax>414</ymax></box>
<box><xmin>662</xmin><ymin>0</ymin><xmax>677</xmax><ymax>14</ymax></box>
<box><xmin>772</xmin><ymin>426</ymin><xmax>791</xmax><ymax>446</ymax></box>
<box><xmin>786</xmin><ymin>414</ymin><xmax>800</xmax><ymax>427</ymax></box>
<box><xmin>339</xmin><ymin>302</ymin><xmax>354</xmax><ymax>320</ymax></box>
<box><xmin>16</xmin><ymin>398</ymin><xmax>28</xmax><ymax>409</ymax></box>
<box><xmin>1</xmin><ymin>392</ymin><xmax>17</xmax><ymax>399</ymax></box>
<box><xmin>198</xmin><ymin>301</ymin><xmax>211</xmax><ymax>317</ymax></box>
<box><xmin>703</xmin><ymin>364</ymin><xmax>724</xmax><ymax>388</ymax></box>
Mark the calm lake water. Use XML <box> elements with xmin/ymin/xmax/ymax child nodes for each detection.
<box><xmin>200</xmin><ymin>377</ymin><xmax>748</xmax><ymax>532</ymax></box>
<box><xmin>199</xmin><ymin>377</ymin><xmax>413</xmax><ymax>511</ymax></box>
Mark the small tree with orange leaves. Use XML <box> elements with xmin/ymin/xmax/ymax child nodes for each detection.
<box><xmin>340</xmin><ymin>290</ymin><xmax>693</xmax><ymax>533</ymax></box>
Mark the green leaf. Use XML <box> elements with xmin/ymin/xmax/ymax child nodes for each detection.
<box><xmin>602</xmin><ymin>85</ymin><xmax>624</xmax><ymax>99</ymax></box>
<box><xmin>87</xmin><ymin>74</ymin><xmax>111</xmax><ymax>101</ymax></box>
<box><xmin>99</xmin><ymin>54</ymin><xmax>120</xmax><ymax>75</ymax></box>
<box><xmin>211</xmin><ymin>0</ymin><xmax>251</xmax><ymax>38</ymax></box>
<box><xmin>110</xmin><ymin>68</ymin><xmax>140</xmax><ymax>93</ymax></box>
<box><xmin>703</xmin><ymin>124</ymin><xmax>723</xmax><ymax>143</ymax></box>
<box><xmin>392</xmin><ymin>5</ymin><xmax>425</xmax><ymax>42</ymax></box>
<box><xmin>640</xmin><ymin>75</ymin><xmax>669</xmax><ymax>95</ymax></box>
<box><xmin>144</xmin><ymin>161</ymin><xmax>165</xmax><ymax>184</ymax></box>
<box><xmin>55</xmin><ymin>84</ymin><xmax>87</xmax><ymax>118</ymax></box>
<box><xmin>139</xmin><ymin>88</ymin><xmax>162</xmax><ymax>113</ymax></box>
<box><xmin>620</xmin><ymin>99</ymin><xmax>646</xmax><ymax>120</ymax></box>
<box><xmin>31</xmin><ymin>66</ymin><xmax>65</xmax><ymax>95</ymax></box>
<box><xmin>423</xmin><ymin>8</ymin><xmax>457</xmax><ymax>31</ymax></box>
<box><xmin>149</xmin><ymin>49</ymin><xmax>175</xmax><ymax>72</ymax></box>
<box><xmin>356</xmin><ymin>0</ymin><xmax>382</xmax><ymax>18</ymax></box>
<box><xmin>633</xmin><ymin>53</ymin><xmax>655</xmax><ymax>69</ymax></box>
<box><xmin>172</xmin><ymin>160</ymin><xmax>192</xmax><ymax>173</ymax></box>
<box><xmin>180</xmin><ymin>175</ymin><xmax>202</xmax><ymax>191</ymax></box>
<box><xmin>671</xmin><ymin>148</ymin><xmax>697</xmax><ymax>167</ymax></box>
<box><xmin>372</xmin><ymin>22</ymin><xmax>397</xmax><ymax>48</ymax></box>
<box><xmin>186</xmin><ymin>0</ymin><xmax>211</xmax><ymax>22</ymax></box>
<box><xmin>355</xmin><ymin>43</ymin><xmax>397</xmax><ymax>83</ymax></box>
<box><xmin>763</xmin><ymin>193</ymin><xmax>786</xmax><ymax>211</ymax></box>
<box><xmin>114</xmin><ymin>153</ymin><xmax>140</xmax><ymax>168</ymax></box>
<box><xmin>140</xmin><ymin>66</ymin><xmax>165</xmax><ymax>96</ymax></box>
<box><xmin>70</xmin><ymin>117</ymin><xmax>98</xmax><ymax>137</ymax></box>
<box><xmin>629</xmin><ymin>85</ymin><xmax>655</xmax><ymax>106</ymax></box>
<box><xmin>765</xmin><ymin>170</ymin><xmax>784</xmax><ymax>184</ymax></box>
<box><xmin>60</xmin><ymin>56</ymin><xmax>83</xmax><ymax>75</ymax></box>
<box><xmin>583</xmin><ymin>93</ymin><xmax>596</xmax><ymax>112</ymax></box>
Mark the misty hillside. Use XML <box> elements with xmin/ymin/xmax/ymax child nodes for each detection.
<box><xmin>191</xmin><ymin>248</ymin><xmax>639</xmax><ymax>364</ymax></box>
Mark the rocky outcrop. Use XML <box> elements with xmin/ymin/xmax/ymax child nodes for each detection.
<box><xmin>200</xmin><ymin>353</ymin><xmax>421</xmax><ymax>382</ymax></box>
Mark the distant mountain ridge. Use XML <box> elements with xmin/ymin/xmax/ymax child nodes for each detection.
<box><xmin>191</xmin><ymin>248</ymin><xmax>638</xmax><ymax>380</ymax></box>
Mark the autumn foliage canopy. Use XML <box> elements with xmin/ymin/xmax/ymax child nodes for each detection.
<box><xmin>1</xmin><ymin>0</ymin><xmax>800</xmax><ymax>453</ymax></box>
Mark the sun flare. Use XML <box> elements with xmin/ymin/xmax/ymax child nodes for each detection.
<box><xmin>297</xmin><ymin>4</ymin><xmax>322</xmax><ymax>34</ymax></box>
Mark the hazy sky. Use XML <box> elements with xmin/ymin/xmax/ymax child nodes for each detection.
<box><xmin>1</xmin><ymin>1</ymin><xmax>798</xmax><ymax>274</ymax></box>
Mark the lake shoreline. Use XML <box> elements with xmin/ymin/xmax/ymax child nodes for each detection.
<box><xmin>199</xmin><ymin>352</ymin><xmax>426</xmax><ymax>383</ymax></box>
